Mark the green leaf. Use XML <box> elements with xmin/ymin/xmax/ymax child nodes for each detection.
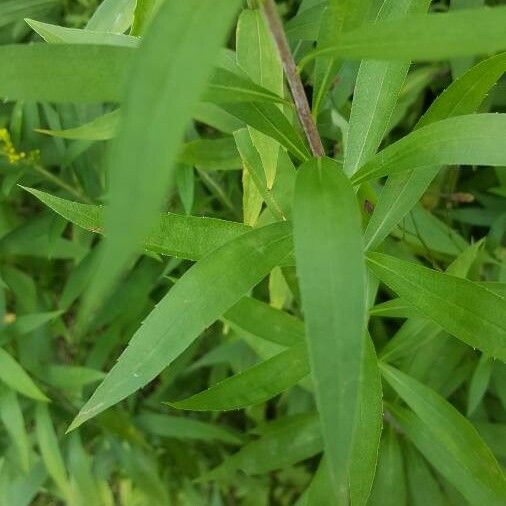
<box><xmin>169</xmin><ymin>342</ymin><xmax>309</xmax><ymax>411</ymax></box>
<box><xmin>365</xmin><ymin>52</ymin><xmax>506</xmax><ymax>250</ymax></box>
<box><xmin>382</xmin><ymin>364</ymin><xmax>506</xmax><ymax>505</ymax></box>
<box><xmin>405</xmin><ymin>443</ymin><xmax>447</xmax><ymax>506</ymax></box>
<box><xmin>224</xmin><ymin>296</ymin><xmax>304</xmax><ymax>348</ymax></box>
<box><xmin>0</xmin><ymin>348</ymin><xmax>48</xmax><ymax>401</ymax></box>
<box><xmin>352</xmin><ymin>114</ymin><xmax>506</xmax><ymax>185</ymax></box>
<box><xmin>131</xmin><ymin>0</ymin><xmax>164</xmax><ymax>36</ymax></box>
<box><xmin>368</xmin><ymin>426</ymin><xmax>407</xmax><ymax>506</ymax></box>
<box><xmin>234</xmin><ymin>128</ymin><xmax>290</xmax><ymax>221</ymax></box>
<box><xmin>82</xmin><ymin>0</ymin><xmax>241</xmax><ymax>323</ymax></box>
<box><xmin>367</xmin><ymin>252</ymin><xmax>506</xmax><ymax>361</ymax></box>
<box><xmin>303</xmin><ymin>6</ymin><xmax>506</xmax><ymax>63</ymax></box>
<box><xmin>0</xmin><ymin>0</ymin><xmax>59</xmax><ymax>29</ymax></box>
<box><xmin>344</xmin><ymin>0</ymin><xmax>430</xmax><ymax>176</ymax></box>
<box><xmin>220</xmin><ymin>102</ymin><xmax>311</xmax><ymax>161</ymax></box>
<box><xmin>205</xmin><ymin>414</ymin><xmax>322</xmax><ymax>479</ymax></box>
<box><xmin>136</xmin><ymin>413</ymin><xmax>241</xmax><ymax>445</ymax></box>
<box><xmin>467</xmin><ymin>354</ymin><xmax>493</xmax><ymax>416</ymax></box>
<box><xmin>23</xmin><ymin>187</ymin><xmax>251</xmax><ymax>262</ymax></box>
<box><xmin>179</xmin><ymin>138</ymin><xmax>241</xmax><ymax>171</ymax></box>
<box><xmin>285</xmin><ymin>2</ymin><xmax>325</xmax><ymax>41</ymax></box>
<box><xmin>293</xmin><ymin>157</ymin><xmax>367</xmax><ymax>501</ymax></box>
<box><xmin>26</xmin><ymin>18</ymin><xmax>139</xmax><ymax>47</ymax></box>
<box><xmin>312</xmin><ymin>0</ymin><xmax>370</xmax><ymax>117</ymax></box>
<box><xmin>0</xmin><ymin>44</ymin><xmax>131</xmax><ymax>103</ymax></box>
<box><xmin>0</xmin><ymin>387</ymin><xmax>30</xmax><ymax>472</ymax></box>
<box><xmin>36</xmin><ymin>110</ymin><xmax>120</xmax><ymax>141</ymax></box>
<box><xmin>237</xmin><ymin>8</ymin><xmax>284</xmax><ymax>190</ymax></box>
<box><xmin>86</xmin><ymin>0</ymin><xmax>136</xmax><ymax>33</ymax></box>
<box><xmin>68</xmin><ymin>222</ymin><xmax>293</xmax><ymax>430</ymax></box>
<box><xmin>349</xmin><ymin>336</ymin><xmax>383</xmax><ymax>506</ymax></box>
<box><xmin>35</xmin><ymin>404</ymin><xmax>71</xmax><ymax>499</ymax></box>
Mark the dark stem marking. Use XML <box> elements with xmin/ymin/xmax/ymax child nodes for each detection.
<box><xmin>262</xmin><ymin>0</ymin><xmax>325</xmax><ymax>158</ymax></box>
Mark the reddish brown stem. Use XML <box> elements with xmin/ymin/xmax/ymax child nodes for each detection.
<box><xmin>262</xmin><ymin>0</ymin><xmax>325</xmax><ymax>158</ymax></box>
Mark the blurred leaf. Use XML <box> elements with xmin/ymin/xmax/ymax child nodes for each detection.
<box><xmin>82</xmin><ymin>0</ymin><xmax>241</xmax><ymax>323</ymax></box>
<box><xmin>0</xmin><ymin>387</ymin><xmax>30</xmax><ymax>472</ymax></box>
<box><xmin>0</xmin><ymin>44</ymin><xmax>131</xmax><ymax>103</ymax></box>
<box><xmin>35</xmin><ymin>404</ymin><xmax>71</xmax><ymax>499</ymax></box>
<box><xmin>136</xmin><ymin>413</ymin><xmax>241</xmax><ymax>445</ymax></box>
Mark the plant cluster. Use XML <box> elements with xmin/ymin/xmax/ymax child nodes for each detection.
<box><xmin>0</xmin><ymin>0</ymin><xmax>505</xmax><ymax>505</ymax></box>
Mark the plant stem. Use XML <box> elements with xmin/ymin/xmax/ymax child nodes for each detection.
<box><xmin>33</xmin><ymin>164</ymin><xmax>92</xmax><ymax>204</ymax></box>
<box><xmin>262</xmin><ymin>0</ymin><xmax>325</xmax><ymax>158</ymax></box>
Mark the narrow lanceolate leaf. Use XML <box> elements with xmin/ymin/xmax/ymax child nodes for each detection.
<box><xmin>170</xmin><ymin>342</ymin><xmax>309</xmax><ymax>411</ymax></box>
<box><xmin>349</xmin><ymin>336</ymin><xmax>383</xmax><ymax>506</ymax></box>
<box><xmin>83</xmin><ymin>0</ymin><xmax>241</xmax><ymax>323</ymax></box>
<box><xmin>0</xmin><ymin>348</ymin><xmax>48</xmax><ymax>401</ymax></box>
<box><xmin>352</xmin><ymin>114</ymin><xmax>506</xmax><ymax>185</ymax></box>
<box><xmin>69</xmin><ymin>222</ymin><xmax>293</xmax><ymax>430</ymax></box>
<box><xmin>36</xmin><ymin>110</ymin><xmax>120</xmax><ymax>141</ymax></box>
<box><xmin>303</xmin><ymin>6</ymin><xmax>506</xmax><ymax>62</ymax></box>
<box><xmin>368</xmin><ymin>253</ymin><xmax>506</xmax><ymax>361</ymax></box>
<box><xmin>23</xmin><ymin>187</ymin><xmax>251</xmax><ymax>261</ymax></box>
<box><xmin>383</xmin><ymin>365</ymin><xmax>506</xmax><ymax>505</ymax></box>
<box><xmin>344</xmin><ymin>0</ymin><xmax>430</xmax><ymax>176</ymax></box>
<box><xmin>365</xmin><ymin>52</ymin><xmax>506</xmax><ymax>250</ymax></box>
<box><xmin>293</xmin><ymin>157</ymin><xmax>367</xmax><ymax>501</ymax></box>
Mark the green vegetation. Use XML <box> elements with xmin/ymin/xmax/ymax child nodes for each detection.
<box><xmin>0</xmin><ymin>0</ymin><xmax>505</xmax><ymax>504</ymax></box>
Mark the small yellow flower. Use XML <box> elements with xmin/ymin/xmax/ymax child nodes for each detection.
<box><xmin>0</xmin><ymin>128</ymin><xmax>37</xmax><ymax>165</ymax></box>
